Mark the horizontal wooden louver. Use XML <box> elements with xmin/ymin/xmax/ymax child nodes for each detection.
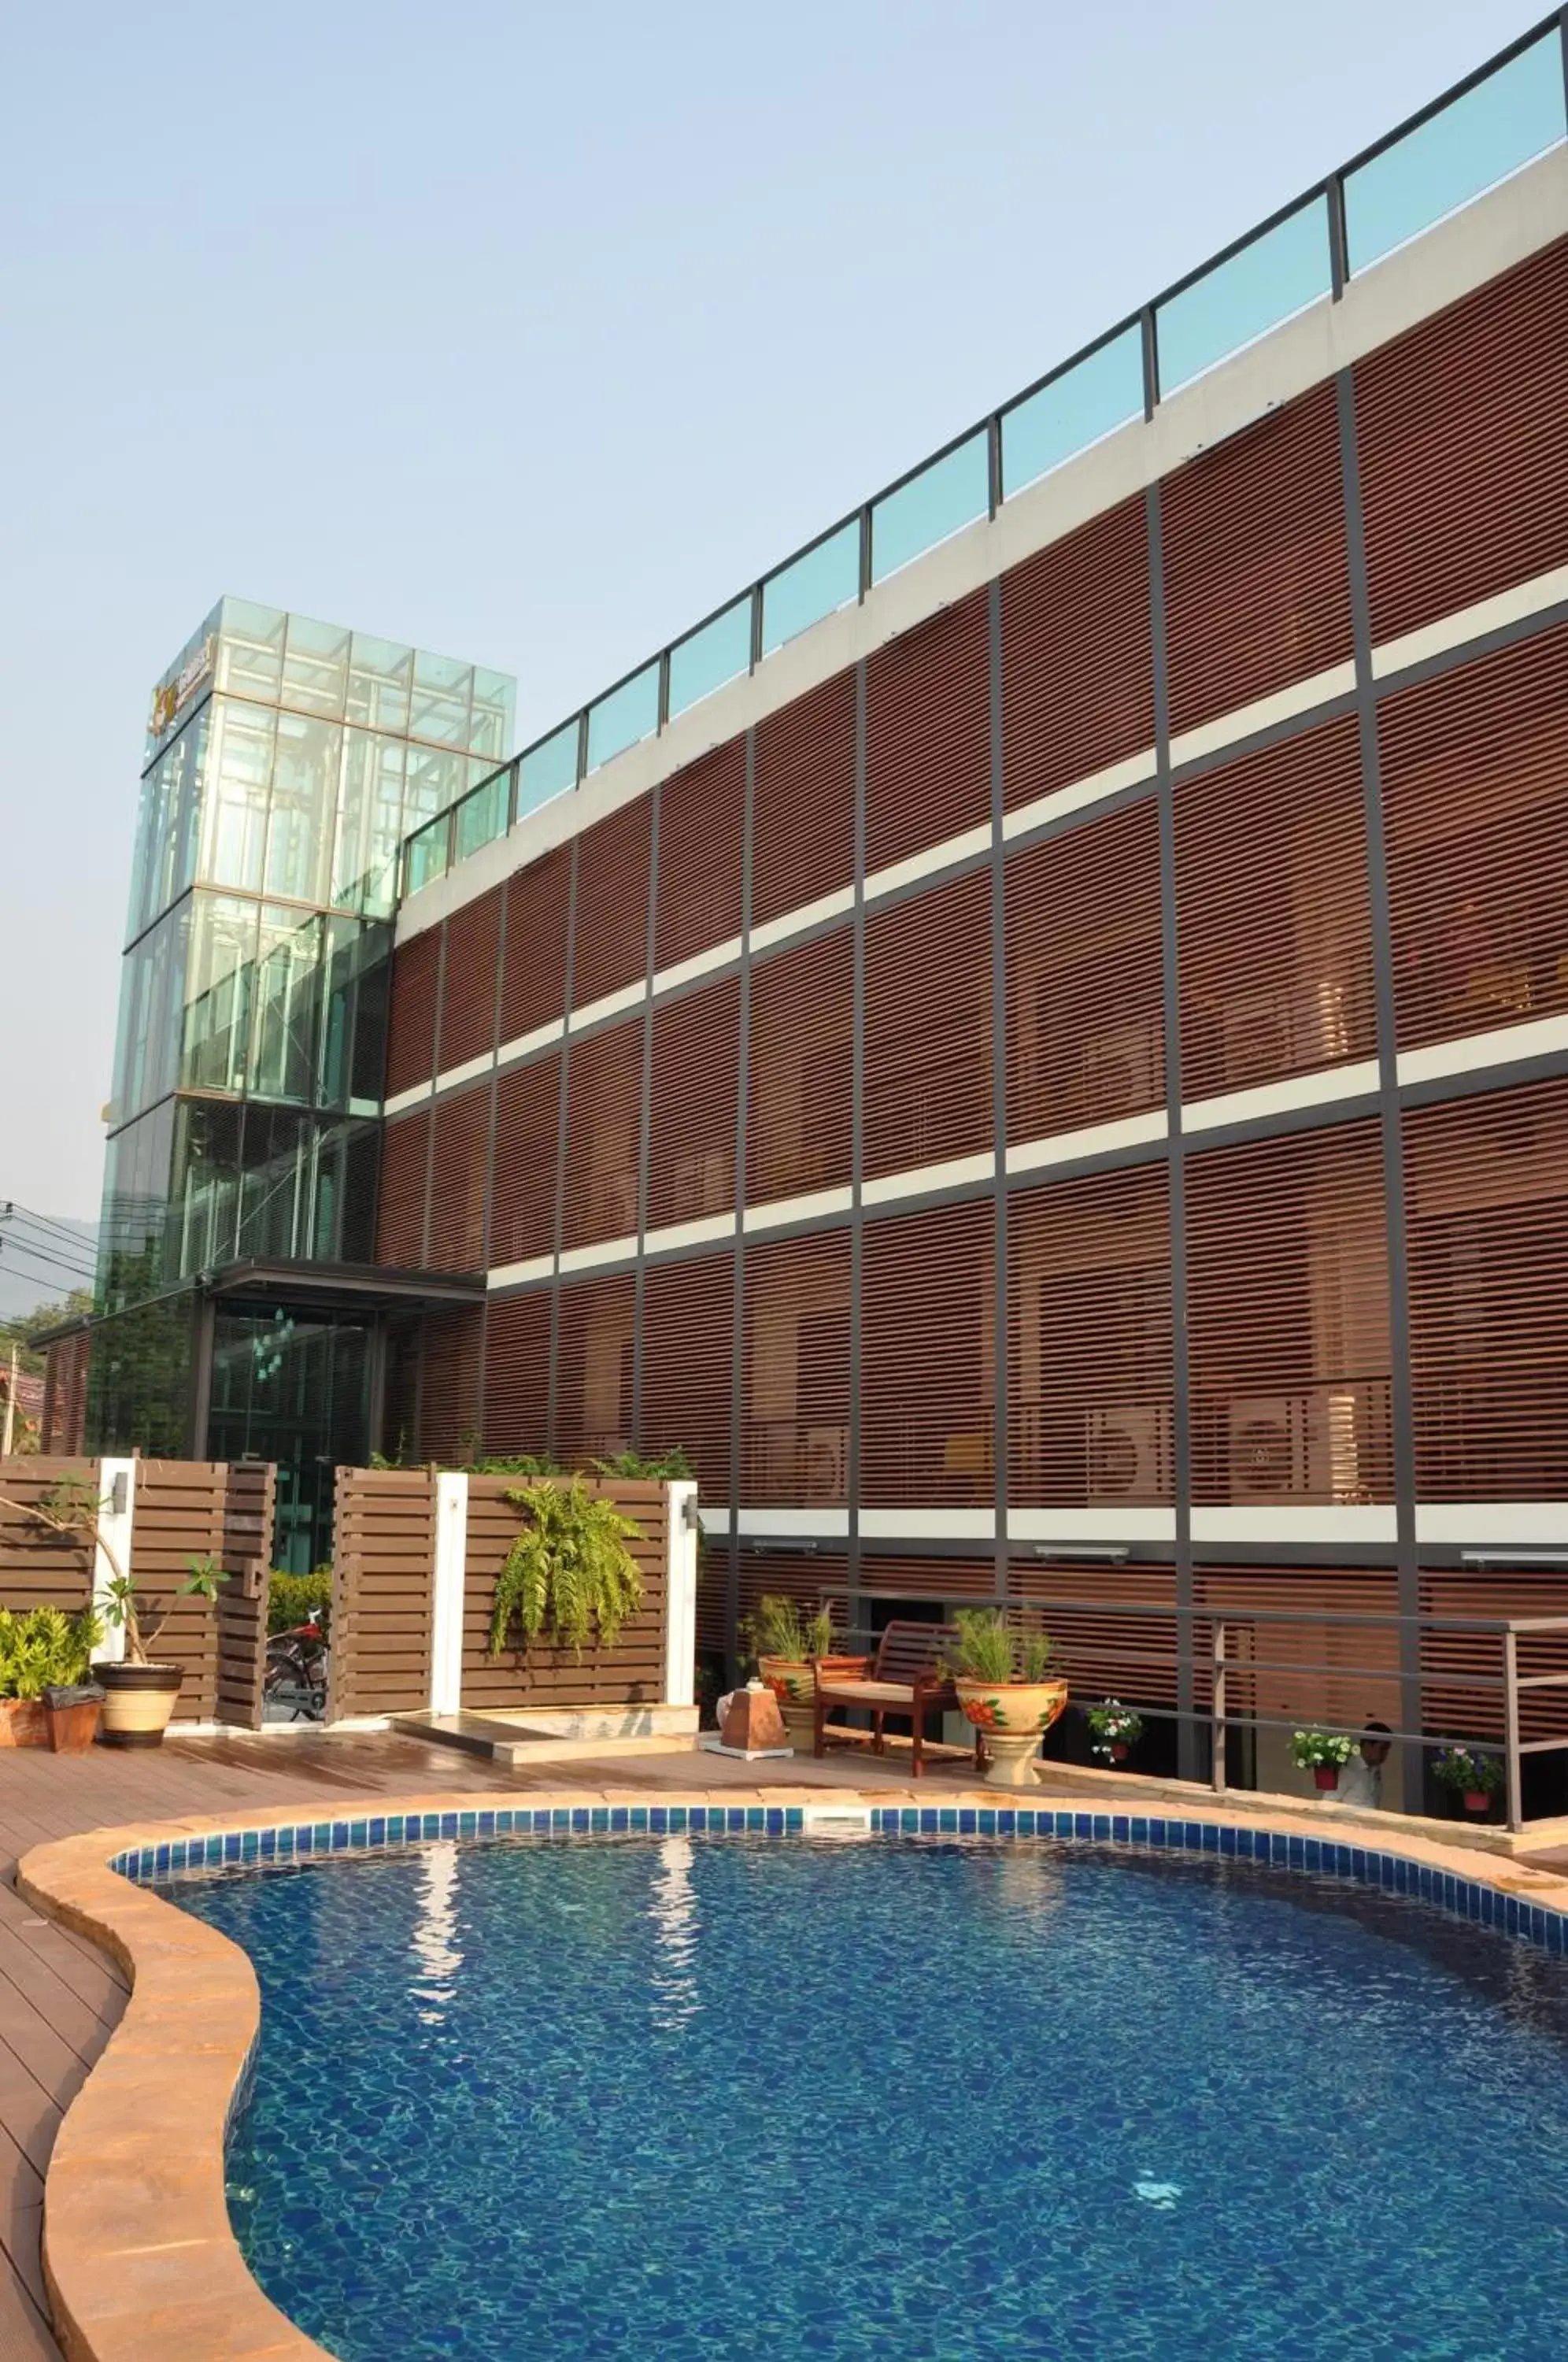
<box><xmin>1379</xmin><ymin>620</ymin><xmax>1568</xmax><ymax>1058</ymax></box>
<box><xmin>383</xmin><ymin>929</ymin><xmax>438</xmax><ymax>1098</ymax></box>
<box><xmin>1004</xmin><ymin>799</ymin><xmax>1163</xmax><ymax>1146</ymax></box>
<box><xmin>490</xmin><ymin>1053</ymin><xmax>561</xmax><ymax>1270</ymax></box>
<box><xmin>1163</xmin><ymin>380</ymin><xmax>1351</xmax><ymax>736</ymax></box>
<box><xmin>746</xmin><ymin>926</ymin><xmax>852</xmax><ymax>1208</ymax></box>
<box><xmin>752</xmin><ymin>668</ymin><xmax>856</xmax><ymax>930</ymax></box>
<box><xmin>1011</xmin><ymin>1563</ymin><xmax>1180</xmax><ymax>1711</ymax></box>
<box><xmin>859</xmin><ymin>1555</ymin><xmax>996</xmax><ymax>1601</ymax></box>
<box><xmin>1001</xmin><ymin>495</ymin><xmax>1152</xmax><ymax>812</ymax></box>
<box><xmin>482</xmin><ymin>1291</ymin><xmax>551</xmax><ymax>1460</ymax></box>
<box><xmin>419</xmin><ymin>1308</ymin><xmax>483</xmax><ymax>1464</ymax></box>
<box><xmin>865</xmin><ymin>588</ymin><xmax>989</xmax><ymax>873</ymax></box>
<box><xmin>1403</xmin><ymin>1075</ymin><xmax>1568</xmax><ymax>1504</ymax></box>
<box><xmin>1420</xmin><ymin>1571</ymin><xmax>1568</xmax><ymax>1746</ymax></box>
<box><xmin>1185</xmin><ymin>1120</ymin><xmax>1392</xmax><ymax>1505</ymax></box>
<box><xmin>741</xmin><ymin>1229</ymin><xmax>850</xmax><ymax>1505</ymax></box>
<box><xmin>1175</xmin><ymin>713</ymin><xmax>1374</xmax><ymax>1101</ymax></box>
<box><xmin>864</xmin><ymin>868</ymin><xmax>992</xmax><ymax>1182</ymax></box>
<box><xmin>561</xmin><ymin>1017</ymin><xmax>642</xmax><ymax>1251</ymax></box>
<box><xmin>437</xmin><ymin>884</ymin><xmax>501</xmax><ymax>1072</ymax></box>
<box><xmin>1007</xmin><ymin>1164</ymin><xmax>1173</xmax><ymax>1507</ymax></box>
<box><xmin>501</xmin><ymin>844</ymin><xmax>571</xmax><ymax>1044</ymax></box>
<box><xmin>424</xmin><ymin>1083</ymin><xmax>489</xmax><ymax>1272</ymax></box>
<box><xmin>860</xmin><ymin>1197</ymin><xmax>993</xmax><ymax>1506</ymax></box>
<box><xmin>641</xmin><ymin>1249</ymin><xmax>734</xmax><ymax>1498</ymax></box>
<box><xmin>554</xmin><ymin>1272</ymin><xmax>634</xmax><ymax>1464</ymax></box>
<box><xmin>375</xmin><ymin>1110</ymin><xmax>429</xmax><ymax>1268</ymax></box>
<box><xmin>1355</xmin><ymin>235</ymin><xmax>1568</xmax><ymax>644</ymax></box>
<box><xmin>718</xmin><ymin>1549</ymin><xmax>852</xmax><ymax>1661</ymax></box>
<box><xmin>656</xmin><ymin>739</ymin><xmax>745</xmax><ymax>971</ymax></box>
<box><xmin>572</xmin><ymin>794</ymin><xmax>651</xmax><ymax>1009</ymax></box>
<box><xmin>1195</xmin><ymin>1566</ymin><xmax>1400</xmax><ymax>1729</ymax></box>
<box><xmin>646</xmin><ymin>976</ymin><xmax>739</xmax><ymax>1233</ymax></box>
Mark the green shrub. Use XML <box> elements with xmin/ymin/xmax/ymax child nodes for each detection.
<box><xmin>490</xmin><ymin>1478</ymin><xmax>643</xmax><ymax>1660</ymax></box>
<box><xmin>0</xmin><ymin>1605</ymin><xmax>103</xmax><ymax>1699</ymax></box>
<box><xmin>945</xmin><ymin>1609</ymin><xmax>1053</xmax><ymax>1685</ymax></box>
<box><xmin>268</xmin><ymin>1568</ymin><xmax>333</xmax><ymax>1635</ymax></box>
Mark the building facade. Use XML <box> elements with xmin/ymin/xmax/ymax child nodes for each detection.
<box><xmin>369</xmin><ymin>24</ymin><xmax>1568</xmax><ymax>1803</ymax></box>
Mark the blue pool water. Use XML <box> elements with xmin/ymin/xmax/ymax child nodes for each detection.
<box><xmin>168</xmin><ymin>1835</ymin><xmax>1568</xmax><ymax>2362</ymax></box>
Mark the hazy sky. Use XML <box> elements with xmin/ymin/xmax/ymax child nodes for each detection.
<box><xmin>0</xmin><ymin>0</ymin><xmax>1541</xmax><ymax>1225</ymax></box>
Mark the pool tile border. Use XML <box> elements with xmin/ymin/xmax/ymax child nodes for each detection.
<box><xmin>20</xmin><ymin>1785</ymin><xmax>1568</xmax><ymax>2362</ymax></box>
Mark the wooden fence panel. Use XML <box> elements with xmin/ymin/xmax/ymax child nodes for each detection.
<box><xmin>0</xmin><ymin>1457</ymin><xmax>98</xmax><ymax>1612</ymax></box>
<box><xmin>129</xmin><ymin>1461</ymin><xmax>227</xmax><ymax>1722</ymax></box>
<box><xmin>218</xmin><ymin>1463</ymin><xmax>276</xmax><ymax>1729</ymax></box>
<box><xmin>331</xmin><ymin>1467</ymin><xmax>438</xmax><ymax>1719</ymax></box>
<box><xmin>462</xmin><ymin>1478</ymin><xmax>669</xmax><ymax>1710</ymax></box>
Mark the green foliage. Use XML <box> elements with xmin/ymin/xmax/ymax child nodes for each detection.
<box><xmin>1432</xmin><ymin>1745</ymin><xmax>1504</xmax><ymax>1796</ymax></box>
<box><xmin>102</xmin><ymin>1551</ymin><xmax>229</xmax><ymax>1664</ymax></box>
<box><xmin>489</xmin><ymin>1478</ymin><xmax>644</xmax><ymax>1661</ymax></box>
<box><xmin>743</xmin><ymin>1594</ymin><xmax>834</xmax><ymax>1665</ymax></box>
<box><xmin>0</xmin><ymin>1605</ymin><xmax>102</xmax><ymax>1699</ymax></box>
<box><xmin>590</xmin><ymin>1446</ymin><xmax>694</xmax><ymax>1483</ymax></box>
<box><xmin>0</xmin><ymin>1287</ymin><xmax>94</xmax><ymax>1378</ymax></box>
<box><xmin>945</xmin><ymin>1609</ymin><xmax>1053</xmax><ymax>1685</ymax></box>
<box><xmin>268</xmin><ymin>1568</ymin><xmax>333</xmax><ymax>1636</ymax></box>
<box><xmin>460</xmin><ymin>1452</ymin><xmax>564</xmax><ymax>1476</ymax></box>
<box><xmin>1290</xmin><ymin>1727</ymin><xmax>1355</xmax><ymax>1770</ymax></box>
<box><xmin>1086</xmin><ymin>1698</ymin><xmax>1145</xmax><ymax>1758</ymax></box>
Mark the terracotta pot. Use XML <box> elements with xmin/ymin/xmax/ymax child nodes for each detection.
<box><xmin>953</xmin><ymin>1677</ymin><xmax>1069</xmax><ymax>1737</ymax></box>
<box><xmin>758</xmin><ymin>1653</ymin><xmax>861</xmax><ymax>1748</ymax></box>
<box><xmin>93</xmin><ymin>1662</ymin><xmax>183</xmax><ymax>1749</ymax></box>
<box><xmin>1313</xmin><ymin>1765</ymin><xmax>1340</xmax><ymax>1792</ymax></box>
<box><xmin>46</xmin><ymin>1695</ymin><xmax>103</xmax><ymax>1755</ymax></box>
<box><xmin>1463</xmin><ymin>1790</ymin><xmax>1492</xmax><ymax>1815</ymax></box>
<box><xmin>0</xmin><ymin>1698</ymin><xmax>49</xmax><ymax>1749</ymax></box>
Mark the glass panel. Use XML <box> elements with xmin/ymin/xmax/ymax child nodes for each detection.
<box><xmin>668</xmin><ymin>598</ymin><xmax>752</xmax><ymax>719</ymax></box>
<box><xmin>170</xmin><ymin>1098</ymin><xmax>242</xmax><ymax>1280</ymax></box>
<box><xmin>469</xmin><ymin>666</ymin><xmax>515</xmax><ymax>762</ymax></box>
<box><xmin>1156</xmin><ymin>197</ymin><xmax>1331</xmax><ymax>394</ymax></box>
<box><xmin>181</xmin><ymin>893</ymin><xmax>258</xmax><ymax>1095</ymax></box>
<box><xmin>762</xmin><ymin>520</ymin><xmax>860</xmax><ymax>653</ymax></box>
<box><xmin>455</xmin><ymin>766</ymin><xmax>511</xmax><ymax>861</ymax></box>
<box><xmin>1001</xmin><ymin>326</ymin><xmax>1145</xmax><ymax>497</ymax></box>
<box><xmin>146</xmin><ymin>605</ymin><xmax>221</xmax><ymax>762</ymax></box>
<box><xmin>346</xmin><ymin>632</ymin><xmax>412</xmax><ymax>733</ymax></box>
<box><xmin>518</xmin><ymin>719</ymin><xmax>579</xmax><ymax>816</ymax></box>
<box><xmin>332</xmin><ymin>729</ymin><xmax>407</xmax><ymax>915</ymax></box>
<box><xmin>250</xmin><ymin>905</ymin><xmax>323</xmax><ymax>1104</ymax></box>
<box><xmin>265</xmin><ymin>713</ymin><xmax>341</xmax><ymax>904</ymax></box>
<box><xmin>216</xmin><ymin>600</ymin><xmax>286</xmax><ymax>704</ymax></box>
<box><xmin>115</xmin><ymin>900</ymin><xmax>192</xmax><ymax>1123</ymax></box>
<box><xmin>280</xmin><ymin>614</ymin><xmax>349</xmax><ymax>718</ymax></box>
<box><xmin>403</xmin><ymin>742</ymin><xmax>468</xmax><ymax>833</ymax></box>
<box><xmin>405</xmin><ymin>816</ymin><xmax>449</xmax><ymax>896</ymax></box>
<box><xmin>871</xmin><ymin>431</ymin><xmax>989</xmax><ymax>583</ymax></box>
<box><xmin>202</xmin><ymin>697</ymin><xmax>275</xmax><ymax>893</ymax></box>
<box><xmin>586</xmin><ymin>662</ymin><xmax>659</xmax><ymax>772</ymax></box>
<box><xmin>1344</xmin><ymin>35</ymin><xmax>1566</xmax><ymax>273</ymax></box>
<box><xmin>410</xmin><ymin>650</ymin><xmax>473</xmax><ymax>747</ymax></box>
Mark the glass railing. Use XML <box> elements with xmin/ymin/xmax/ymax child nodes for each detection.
<box><xmin>402</xmin><ymin>16</ymin><xmax>1567</xmax><ymax>904</ymax></box>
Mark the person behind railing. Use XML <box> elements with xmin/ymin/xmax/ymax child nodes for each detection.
<box><xmin>1337</xmin><ymin>1720</ymin><xmax>1392</xmax><ymax>1809</ymax></box>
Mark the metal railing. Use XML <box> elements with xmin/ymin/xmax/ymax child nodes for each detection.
<box><xmin>812</xmin><ymin>1583</ymin><xmax>1568</xmax><ymax>1831</ymax></box>
<box><xmin>401</xmin><ymin>13</ymin><xmax>1568</xmax><ymax>906</ymax></box>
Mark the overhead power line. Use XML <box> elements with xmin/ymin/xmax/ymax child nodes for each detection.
<box><xmin>0</xmin><ymin>1235</ymin><xmax>98</xmax><ymax>1286</ymax></box>
<box><xmin>1</xmin><ymin>1201</ymin><xmax>98</xmax><ymax>1254</ymax></box>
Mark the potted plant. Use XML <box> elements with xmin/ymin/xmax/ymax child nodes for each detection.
<box><xmin>0</xmin><ymin>1607</ymin><xmax>102</xmax><ymax>1748</ymax></box>
<box><xmin>745</xmin><ymin>1595</ymin><xmax>858</xmax><ymax>1749</ymax></box>
<box><xmin>489</xmin><ymin>1476</ymin><xmax>643</xmax><ymax>1660</ymax></box>
<box><xmin>94</xmin><ymin>1555</ymin><xmax>228</xmax><ymax>1748</ymax></box>
<box><xmin>1291</xmin><ymin>1727</ymin><xmax>1356</xmax><ymax>1791</ymax></box>
<box><xmin>1086</xmin><ymin>1698</ymin><xmax>1145</xmax><ymax>1765</ymax></box>
<box><xmin>1432</xmin><ymin>1746</ymin><xmax>1504</xmax><ymax>1817</ymax></box>
<box><xmin>946</xmin><ymin>1609</ymin><xmax>1068</xmax><ymax>1788</ymax></box>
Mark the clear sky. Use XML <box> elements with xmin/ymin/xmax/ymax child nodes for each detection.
<box><xmin>0</xmin><ymin>0</ymin><xmax>1544</xmax><ymax>1227</ymax></box>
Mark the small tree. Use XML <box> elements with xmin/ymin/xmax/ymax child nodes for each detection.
<box><xmin>0</xmin><ymin>1475</ymin><xmax>227</xmax><ymax>1664</ymax></box>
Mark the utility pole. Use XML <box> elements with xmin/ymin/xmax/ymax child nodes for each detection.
<box><xmin>1</xmin><ymin>1344</ymin><xmax>16</xmax><ymax>1459</ymax></box>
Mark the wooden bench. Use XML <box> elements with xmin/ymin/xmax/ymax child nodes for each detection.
<box><xmin>812</xmin><ymin>1620</ymin><xmax>978</xmax><ymax>1779</ymax></box>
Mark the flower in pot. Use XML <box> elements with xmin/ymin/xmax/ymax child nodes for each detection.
<box><xmin>0</xmin><ymin>1606</ymin><xmax>102</xmax><ymax>1749</ymax></box>
<box><xmin>945</xmin><ymin>1610</ymin><xmax>1068</xmax><ymax>1789</ymax></box>
<box><xmin>1086</xmin><ymin>1698</ymin><xmax>1145</xmax><ymax>1766</ymax></box>
<box><xmin>94</xmin><ymin>1556</ymin><xmax>228</xmax><ymax>1749</ymax></box>
<box><xmin>1432</xmin><ymin>1746</ymin><xmax>1504</xmax><ymax>1817</ymax></box>
<box><xmin>1291</xmin><ymin>1728</ymin><xmax>1356</xmax><ymax>1791</ymax></box>
<box><xmin>744</xmin><ymin>1595</ymin><xmax>847</xmax><ymax>1748</ymax></box>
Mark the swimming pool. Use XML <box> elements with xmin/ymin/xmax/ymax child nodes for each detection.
<box><xmin>167</xmin><ymin>1831</ymin><xmax>1568</xmax><ymax>2362</ymax></box>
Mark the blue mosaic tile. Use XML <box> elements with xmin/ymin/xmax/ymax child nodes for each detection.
<box><xmin>785</xmin><ymin>1808</ymin><xmax>804</xmax><ymax>1830</ymax></box>
<box><xmin>1112</xmin><ymin>1816</ymin><xmax>1130</xmax><ymax>1844</ymax></box>
<box><xmin>649</xmin><ymin>1806</ymin><xmax>668</xmax><ymax>1831</ymax></box>
<box><xmin>669</xmin><ymin>1806</ymin><xmax>688</xmax><ymax>1831</ymax></box>
<box><xmin>766</xmin><ymin>1809</ymin><xmax>785</xmax><ymax>1834</ymax></box>
<box><xmin>610</xmin><ymin>1807</ymin><xmax>629</xmax><ymax>1832</ymax></box>
<box><xmin>978</xmin><ymin>1809</ymin><xmax>997</xmax><ymax>1837</ymax></box>
<box><xmin>590</xmin><ymin>1808</ymin><xmax>609</xmax><ymax>1833</ymax></box>
<box><xmin>631</xmin><ymin>1808</ymin><xmax>649</xmax><ymax>1830</ymax></box>
<box><xmin>900</xmin><ymin>1809</ymin><xmax>919</xmax><ymax>1833</ymax></box>
<box><xmin>958</xmin><ymin>1809</ymin><xmax>978</xmax><ymax>1835</ymax></box>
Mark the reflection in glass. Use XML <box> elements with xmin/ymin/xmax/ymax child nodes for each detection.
<box><xmin>586</xmin><ymin>663</ymin><xmax>660</xmax><ymax>772</ymax></box>
<box><xmin>251</xmin><ymin>906</ymin><xmax>323</xmax><ymax>1105</ymax></box>
<box><xmin>216</xmin><ymin>601</ymin><xmax>286</xmax><ymax>704</ymax></box>
<box><xmin>455</xmin><ymin>768</ymin><xmax>511</xmax><ymax>862</ymax></box>
<box><xmin>405</xmin><ymin>816</ymin><xmax>449</xmax><ymax>896</ymax></box>
<box><xmin>872</xmin><ymin>430</ymin><xmax>989</xmax><ymax>583</ymax></box>
<box><xmin>762</xmin><ymin>521</ymin><xmax>860</xmax><ymax>654</ymax></box>
<box><xmin>346</xmin><ymin>634</ymin><xmax>413</xmax><ymax>734</ymax></box>
<box><xmin>411</xmin><ymin>650</ymin><xmax>473</xmax><ymax>748</ymax></box>
<box><xmin>1156</xmin><ymin>198</ymin><xmax>1330</xmax><ymax>394</ymax></box>
<box><xmin>469</xmin><ymin>668</ymin><xmax>515</xmax><ymax>762</ymax></box>
<box><xmin>202</xmin><ymin>698</ymin><xmax>275</xmax><ymax>893</ymax></box>
<box><xmin>181</xmin><ymin>894</ymin><xmax>257</xmax><ymax>1095</ymax></box>
<box><xmin>518</xmin><ymin>720</ymin><xmax>579</xmax><ymax>817</ymax></box>
<box><xmin>668</xmin><ymin>598</ymin><xmax>751</xmax><ymax>720</ymax></box>
<box><xmin>1002</xmin><ymin>327</ymin><xmax>1145</xmax><ymax>497</ymax></box>
<box><xmin>281</xmin><ymin>615</ymin><xmax>350</xmax><ymax>719</ymax></box>
<box><xmin>404</xmin><ymin>742</ymin><xmax>468</xmax><ymax>833</ymax></box>
<box><xmin>333</xmin><ymin>730</ymin><xmax>407</xmax><ymax>915</ymax></box>
<box><xmin>266</xmin><ymin>713</ymin><xmax>342</xmax><ymax>905</ymax></box>
<box><xmin>114</xmin><ymin>901</ymin><xmax>192</xmax><ymax>1124</ymax></box>
<box><xmin>1344</xmin><ymin>35</ymin><xmax>1566</xmax><ymax>274</ymax></box>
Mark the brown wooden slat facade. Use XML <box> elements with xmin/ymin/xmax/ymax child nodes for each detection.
<box><xmin>461</xmin><ymin>1477</ymin><xmax>669</xmax><ymax>1709</ymax></box>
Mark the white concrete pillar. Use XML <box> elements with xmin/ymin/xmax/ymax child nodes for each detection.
<box><xmin>664</xmin><ymin>1481</ymin><xmax>699</xmax><ymax>1707</ymax></box>
<box><xmin>429</xmin><ymin>1472</ymin><xmax>469</xmax><ymax>1717</ymax></box>
<box><xmin>94</xmin><ymin>1458</ymin><xmax>137</xmax><ymax>1665</ymax></box>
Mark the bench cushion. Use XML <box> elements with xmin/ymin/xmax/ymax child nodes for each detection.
<box><xmin>816</xmin><ymin>1677</ymin><xmax>952</xmax><ymax>1707</ymax></box>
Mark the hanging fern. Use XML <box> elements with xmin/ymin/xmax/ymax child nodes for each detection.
<box><xmin>489</xmin><ymin>1478</ymin><xmax>644</xmax><ymax>1661</ymax></box>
